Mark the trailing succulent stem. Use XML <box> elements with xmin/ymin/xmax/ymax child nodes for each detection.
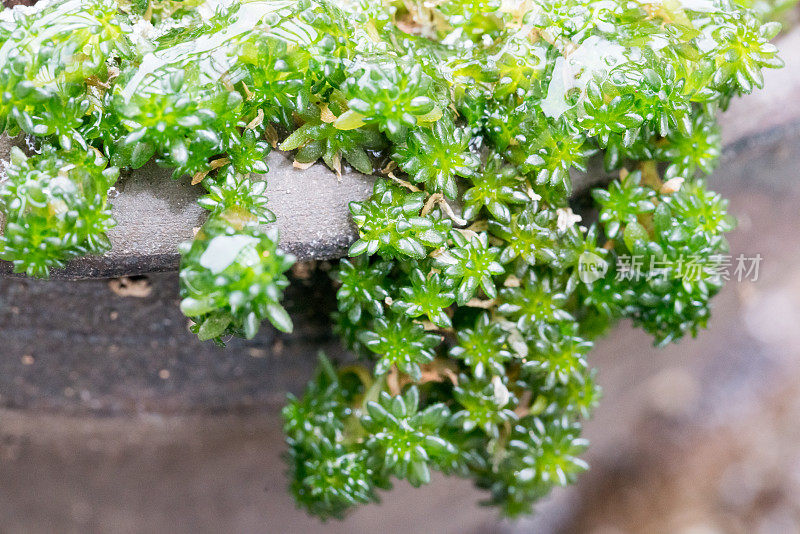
<box><xmin>0</xmin><ymin>0</ymin><xmax>789</xmax><ymax>520</ymax></box>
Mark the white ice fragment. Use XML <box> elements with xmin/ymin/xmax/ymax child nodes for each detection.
<box><xmin>541</xmin><ymin>57</ymin><xmax>571</xmax><ymax>119</ymax></box>
<box><xmin>200</xmin><ymin>235</ymin><xmax>259</xmax><ymax>274</ymax></box>
<box><xmin>121</xmin><ymin>0</ymin><xmax>308</xmax><ymax>102</ymax></box>
<box><xmin>541</xmin><ymin>36</ymin><xmax>627</xmax><ymax>119</ymax></box>
<box><xmin>130</xmin><ymin>18</ymin><xmax>156</xmax><ymax>54</ymax></box>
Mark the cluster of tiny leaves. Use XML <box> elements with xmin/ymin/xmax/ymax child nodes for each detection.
<box><xmin>0</xmin><ymin>146</ymin><xmax>119</xmax><ymax>276</ymax></box>
<box><xmin>278</xmin><ymin>0</ymin><xmax>784</xmax><ymax>520</ymax></box>
<box><xmin>0</xmin><ymin>0</ymin><xmax>789</xmax><ymax>521</ymax></box>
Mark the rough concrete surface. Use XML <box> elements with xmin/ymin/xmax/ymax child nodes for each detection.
<box><xmin>0</xmin><ymin>268</ymin><xmax>342</xmax><ymax>414</ymax></box>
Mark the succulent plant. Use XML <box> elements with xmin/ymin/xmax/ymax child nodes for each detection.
<box><xmin>0</xmin><ymin>0</ymin><xmax>791</xmax><ymax>521</ymax></box>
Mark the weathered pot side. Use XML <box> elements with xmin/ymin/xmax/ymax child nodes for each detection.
<box><xmin>0</xmin><ymin>139</ymin><xmax>379</xmax><ymax>277</ymax></box>
<box><xmin>0</xmin><ymin>269</ymin><xmax>347</xmax><ymax>414</ymax></box>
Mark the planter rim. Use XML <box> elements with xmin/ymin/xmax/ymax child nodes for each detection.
<box><xmin>0</xmin><ymin>28</ymin><xmax>799</xmax><ymax>280</ymax></box>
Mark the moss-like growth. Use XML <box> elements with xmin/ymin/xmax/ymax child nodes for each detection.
<box><xmin>0</xmin><ymin>0</ymin><xmax>790</xmax><ymax>520</ymax></box>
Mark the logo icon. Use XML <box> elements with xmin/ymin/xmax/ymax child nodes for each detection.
<box><xmin>578</xmin><ymin>251</ymin><xmax>609</xmax><ymax>284</ymax></box>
